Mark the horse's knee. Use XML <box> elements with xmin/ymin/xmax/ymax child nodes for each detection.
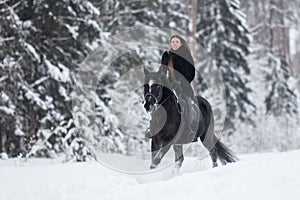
<box><xmin>175</xmin><ymin>154</ymin><xmax>184</xmax><ymax>163</ymax></box>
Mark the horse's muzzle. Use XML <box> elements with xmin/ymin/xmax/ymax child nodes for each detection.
<box><xmin>144</xmin><ymin>102</ymin><xmax>156</xmax><ymax>113</ymax></box>
<box><xmin>144</xmin><ymin>93</ymin><xmax>157</xmax><ymax>112</ymax></box>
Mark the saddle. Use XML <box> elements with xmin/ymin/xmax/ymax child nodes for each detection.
<box><xmin>175</xmin><ymin>94</ymin><xmax>201</xmax><ymax>142</ymax></box>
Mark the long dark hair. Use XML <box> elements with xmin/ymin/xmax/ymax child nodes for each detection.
<box><xmin>170</xmin><ymin>35</ymin><xmax>191</xmax><ymax>53</ymax></box>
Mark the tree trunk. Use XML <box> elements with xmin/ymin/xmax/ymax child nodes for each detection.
<box><xmin>185</xmin><ymin>0</ymin><xmax>190</xmax><ymax>34</ymax></box>
<box><xmin>192</xmin><ymin>0</ymin><xmax>198</xmax><ymax>54</ymax></box>
<box><xmin>270</xmin><ymin>0</ymin><xmax>291</xmax><ymax>67</ymax></box>
<box><xmin>0</xmin><ymin>129</ymin><xmax>7</xmax><ymax>153</ymax></box>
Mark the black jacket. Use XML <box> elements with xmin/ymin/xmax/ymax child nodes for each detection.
<box><xmin>161</xmin><ymin>46</ymin><xmax>195</xmax><ymax>83</ymax></box>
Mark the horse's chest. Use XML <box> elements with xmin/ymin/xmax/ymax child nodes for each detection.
<box><xmin>150</xmin><ymin>107</ymin><xmax>167</xmax><ymax>133</ymax></box>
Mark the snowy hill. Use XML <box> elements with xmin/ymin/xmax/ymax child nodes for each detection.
<box><xmin>0</xmin><ymin>150</ymin><xmax>299</xmax><ymax>200</ymax></box>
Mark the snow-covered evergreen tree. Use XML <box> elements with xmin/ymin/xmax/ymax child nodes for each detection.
<box><xmin>264</xmin><ymin>0</ymin><xmax>298</xmax><ymax>117</ymax></box>
<box><xmin>241</xmin><ymin>0</ymin><xmax>298</xmax><ymax>116</ymax></box>
<box><xmin>237</xmin><ymin>0</ymin><xmax>300</xmax><ymax>152</ymax></box>
<box><xmin>0</xmin><ymin>0</ymin><xmax>37</xmax><ymax>156</ymax></box>
<box><xmin>0</xmin><ymin>0</ymin><xmax>105</xmax><ymax>160</ymax></box>
<box><xmin>197</xmin><ymin>0</ymin><xmax>255</xmax><ymax>135</ymax></box>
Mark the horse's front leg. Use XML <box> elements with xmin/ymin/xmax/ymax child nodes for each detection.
<box><xmin>150</xmin><ymin>139</ymin><xmax>172</xmax><ymax>169</ymax></box>
<box><xmin>173</xmin><ymin>144</ymin><xmax>184</xmax><ymax>171</ymax></box>
<box><xmin>150</xmin><ymin>137</ymin><xmax>160</xmax><ymax>169</ymax></box>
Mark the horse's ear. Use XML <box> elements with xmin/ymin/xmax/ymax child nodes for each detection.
<box><xmin>144</xmin><ymin>84</ymin><xmax>149</xmax><ymax>94</ymax></box>
<box><xmin>158</xmin><ymin>66</ymin><xmax>168</xmax><ymax>76</ymax></box>
<box><xmin>158</xmin><ymin>67</ymin><xmax>165</xmax><ymax>81</ymax></box>
<box><xmin>143</xmin><ymin>66</ymin><xmax>150</xmax><ymax>75</ymax></box>
<box><xmin>158</xmin><ymin>66</ymin><xmax>163</xmax><ymax>74</ymax></box>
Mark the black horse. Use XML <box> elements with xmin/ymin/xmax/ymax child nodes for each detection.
<box><xmin>143</xmin><ymin>68</ymin><xmax>237</xmax><ymax>170</ymax></box>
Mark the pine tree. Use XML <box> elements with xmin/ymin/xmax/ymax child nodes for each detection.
<box><xmin>242</xmin><ymin>0</ymin><xmax>298</xmax><ymax>117</ymax></box>
<box><xmin>197</xmin><ymin>0</ymin><xmax>255</xmax><ymax>135</ymax></box>
<box><xmin>237</xmin><ymin>0</ymin><xmax>300</xmax><ymax>152</ymax></box>
<box><xmin>264</xmin><ymin>0</ymin><xmax>298</xmax><ymax>116</ymax></box>
<box><xmin>0</xmin><ymin>1</ymin><xmax>23</xmax><ymax>156</ymax></box>
<box><xmin>0</xmin><ymin>0</ymin><xmax>103</xmax><ymax>159</ymax></box>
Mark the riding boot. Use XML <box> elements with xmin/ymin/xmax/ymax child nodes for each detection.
<box><xmin>190</xmin><ymin>96</ymin><xmax>202</xmax><ymax>142</ymax></box>
<box><xmin>183</xmin><ymin>95</ymin><xmax>198</xmax><ymax>142</ymax></box>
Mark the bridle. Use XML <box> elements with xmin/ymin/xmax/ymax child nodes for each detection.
<box><xmin>144</xmin><ymin>82</ymin><xmax>177</xmax><ymax>113</ymax></box>
<box><xmin>144</xmin><ymin>81</ymin><xmax>163</xmax><ymax>112</ymax></box>
<box><xmin>145</xmin><ymin>84</ymin><xmax>163</xmax><ymax>102</ymax></box>
<box><xmin>144</xmin><ymin>72</ymin><xmax>180</xmax><ymax>113</ymax></box>
<box><xmin>144</xmin><ymin>83</ymin><xmax>183</xmax><ymax>115</ymax></box>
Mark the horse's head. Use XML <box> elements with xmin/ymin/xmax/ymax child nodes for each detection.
<box><xmin>143</xmin><ymin>67</ymin><xmax>165</xmax><ymax>113</ymax></box>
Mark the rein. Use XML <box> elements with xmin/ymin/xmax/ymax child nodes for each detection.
<box><xmin>151</xmin><ymin>93</ymin><xmax>173</xmax><ymax>113</ymax></box>
<box><xmin>144</xmin><ymin>76</ymin><xmax>182</xmax><ymax>115</ymax></box>
<box><xmin>152</xmin><ymin>90</ymin><xmax>183</xmax><ymax>115</ymax></box>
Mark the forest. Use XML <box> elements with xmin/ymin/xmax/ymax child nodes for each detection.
<box><xmin>0</xmin><ymin>0</ymin><xmax>300</xmax><ymax>161</ymax></box>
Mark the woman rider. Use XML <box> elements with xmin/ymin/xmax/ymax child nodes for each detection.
<box><xmin>146</xmin><ymin>35</ymin><xmax>198</xmax><ymax>142</ymax></box>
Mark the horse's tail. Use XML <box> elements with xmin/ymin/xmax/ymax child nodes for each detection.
<box><xmin>215</xmin><ymin>140</ymin><xmax>237</xmax><ymax>164</ymax></box>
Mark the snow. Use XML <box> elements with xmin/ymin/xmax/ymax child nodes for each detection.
<box><xmin>88</xmin><ymin>19</ymin><xmax>101</xmax><ymax>31</ymax></box>
<box><xmin>0</xmin><ymin>92</ymin><xmax>15</xmax><ymax>115</ymax></box>
<box><xmin>14</xmin><ymin>128</ymin><xmax>25</xmax><ymax>137</ymax></box>
<box><xmin>65</xmin><ymin>24</ymin><xmax>79</xmax><ymax>39</ymax></box>
<box><xmin>0</xmin><ymin>75</ymin><xmax>8</xmax><ymax>83</ymax></box>
<box><xmin>0</xmin><ymin>105</ymin><xmax>15</xmax><ymax>115</ymax></box>
<box><xmin>59</xmin><ymin>85</ymin><xmax>70</xmax><ymax>101</ymax></box>
<box><xmin>84</xmin><ymin>1</ymin><xmax>100</xmax><ymax>16</ymax></box>
<box><xmin>30</xmin><ymin>76</ymin><xmax>49</xmax><ymax>87</ymax></box>
<box><xmin>45</xmin><ymin>60</ymin><xmax>70</xmax><ymax>83</ymax></box>
<box><xmin>24</xmin><ymin>43</ymin><xmax>40</xmax><ymax>63</ymax></box>
<box><xmin>0</xmin><ymin>150</ymin><xmax>299</xmax><ymax>200</ymax></box>
<box><xmin>21</xmin><ymin>85</ymin><xmax>48</xmax><ymax>110</ymax></box>
<box><xmin>67</xmin><ymin>6</ymin><xmax>77</xmax><ymax>16</ymax></box>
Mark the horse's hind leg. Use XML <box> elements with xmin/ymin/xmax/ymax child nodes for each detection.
<box><xmin>173</xmin><ymin>144</ymin><xmax>184</xmax><ymax>170</ymax></box>
<box><xmin>209</xmin><ymin>147</ymin><xmax>218</xmax><ymax>168</ymax></box>
<box><xmin>201</xmin><ymin>115</ymin><xmax>218</xmax><ymax>168</ymax></box>
<box><xmin>204</xmin><ymin>135</ymin><xmax>218</xmax><ymax>168</ymax></box>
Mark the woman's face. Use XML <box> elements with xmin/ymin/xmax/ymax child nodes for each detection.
<box><xmin>170</xmin><ymin>37</ymin><xmax>182</xmax><ymax>51</ymax></box>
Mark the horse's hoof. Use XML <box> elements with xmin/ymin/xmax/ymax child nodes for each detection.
<box><xmin>174</xmin><ymin>164</ymin><xmax>181</xmax><ymax>173</ymax></box>
<box><xmin>212</xmin><ymin>162</ymin><xmax>218</xmax><ymax>168</ymax></box>
<box><xmin>172</xmin><ymin>167</ymin><xmax>180</xmax><ymax>174</ymax></box>
<box><xmin>150</xmin><ymin>164</ymin><xmax>157</xmax><ymax>169</ymax></box>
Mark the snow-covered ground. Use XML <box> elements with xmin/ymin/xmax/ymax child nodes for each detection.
<box><xmin>0</xmin><ymin>150</ymin><xmax>299</xmax><ymax>200</ymax></box>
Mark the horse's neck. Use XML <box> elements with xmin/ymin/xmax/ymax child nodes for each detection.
<box><xmin>155</xmin><ymin>87</ymin><xmax>176</xmax><ymax>113</ymax></box>
<box><xmin>160</xmin><ymin>94</ymin><xmax>177</xmax><ymax>114</ymax></box>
